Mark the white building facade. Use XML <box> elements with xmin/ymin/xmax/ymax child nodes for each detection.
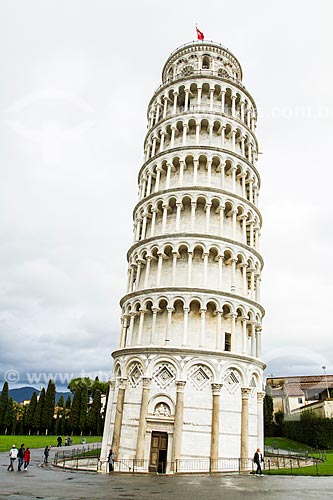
<box><xmin>101</xmin><ymin>40</ymin><xmax>265</xmax><ymax>473</ymax></box>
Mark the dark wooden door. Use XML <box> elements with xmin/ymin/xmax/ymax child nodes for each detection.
<box><xmin>149</xmin><ymin>432</ymin><xmax>168</xmax><ymax>473</ymax></box>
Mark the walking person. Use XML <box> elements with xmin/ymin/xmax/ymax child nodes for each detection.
<box><xmin>44</xmin><ymin>445</ymin><xmax>50</xmax><ymax>464</ymax></box>
<box><xmin>17</xmin><ymin>443</ymin><xmax>25</xmax><ymax>471</ymax></box>
<box><xmin>57</xmin><ymin>435</ymin><xmax>62</xmax><ymax>447</ymax></box>
<box><xmin>23</xmin><ymin>448</ymin><xmax>31</xmax><ymax>471</ymax></box>
<box><xmin>253</xmin><ymin>448</ymin><xmax>264</xmax><ymax>476</ymax></box>
<box><xmin>107</xmin><ymin>448</ymin><xmax>115</xmax><ymax>473</ymax></box>
<box><xmin>7</xmin><ymin>445</ymin><xmax>18</xmax><ymax>471</ymax></box>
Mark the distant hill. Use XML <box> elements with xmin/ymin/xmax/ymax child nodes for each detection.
<box><xmin>5</xmin><ymin>386</ymin><xmax>72</xmax><ymax>404</ymax></box>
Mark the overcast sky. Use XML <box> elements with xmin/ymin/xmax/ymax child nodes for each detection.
<box><xmin>0</xmin><ymin>0</ymin><xmax>332</xmax><ymax>390</ymax></box>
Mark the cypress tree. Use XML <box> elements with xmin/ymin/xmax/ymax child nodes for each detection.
<box><xmin>0</xmin><ymin>381</ymin><xmax>9</xmax><ymax>432</ymax></box>
<box><xmin>264</xmin><ymin>394</ymin><xmax>274</xmax><ymax>436</ymax></box>
<box><xmin>42</xmin><ymin>380</ymin><xmax>56</xmax><ymax>435</ymax></box>
<box><xmin>3</xmin><ymin>397</ymin><xmax>14</xmax><ymax>434</ymax></box>
<box><xmin>65</xmin><ymin>394</ymin><xmax>72</xmax><ymax>410</ymax></box>
<box><xmin>68</xmin><ymin>386</ymin><xmax>81</xmax><ymax>435</ymax></box>
<box><xmin>87</xmin><ymin>389</ymin><xmax>101</xmax><ymax>435</ymax></box>
<box><xmin>79</xmin><ymin>385</ymin><xmax>88</xmax><ymax>435</ymax></box>
<box><xmin>57</xmin><ymin>395</ymin><xmax>65</xmax><ymax>409</ymax></box>
<box><xmin>32</xmin><ymin>388</ymin><xmax>45</xmax><ymax>435</ymax></box>
<box><xmin>25</xmin><ymin>391</ymin><xmax>38</xmax><ymax>435</ymax></box>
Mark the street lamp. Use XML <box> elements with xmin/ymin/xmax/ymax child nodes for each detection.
<box><xmin>322</xmin><ymin>365</ymin><xmax>330</xmax><ymax>399</ymax></box>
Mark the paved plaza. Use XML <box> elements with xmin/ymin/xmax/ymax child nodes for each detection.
<box><xmin>1</xmin><ymin>447</ymin><xmax>333</xmax><ymax>500</ymax></box>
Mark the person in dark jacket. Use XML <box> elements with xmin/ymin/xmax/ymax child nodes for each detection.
<box><xmin>17</xmin><ymin>444</ymin><xmax>25</xmax><ymax>471</ymax></box>
<box><xmin>253</xmin><ymin>448</ymin><xmax>264</xmax><ymax>476</ymax></box>
<box><xmin>44</xmin><ymin>446</ymin><xmax>50</xmax><ymax>464</ymax></box>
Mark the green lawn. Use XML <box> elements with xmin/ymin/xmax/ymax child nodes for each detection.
<box><xmin>264</xmin><ymin>437</ymin><xmax>333</xmax><ymax>475</ymax></box>
<box><xmin>0</xmin><ymin>435</ymin><xmax>102</xmax><ymax>452</ymax></box>
<box><xmin>264</xmin><ymin>437</ymin><xmax>313</xmax><ymax>452</ymax></box>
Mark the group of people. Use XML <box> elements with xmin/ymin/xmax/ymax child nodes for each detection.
<box><xmin>7</xmin><ymin>444</ymin><xmax>30</xmax><ymax>471</ymax></box>
<box><xmin>56</xmin><ymin>435</ymin><xmax>72</xmax><ymax>447</ymax></box>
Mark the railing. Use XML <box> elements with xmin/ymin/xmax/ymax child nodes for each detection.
<box><xmin>153</xmin><ymin>69</ymin><xmax>247</xmax><ymax>96</ymax></box>
<box><xmin>53</xmin><ymin>444</ymin><xmax>101</xmax><ymax>471</ymax></box>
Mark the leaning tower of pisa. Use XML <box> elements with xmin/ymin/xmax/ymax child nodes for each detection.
<box><xmin>101</xmin><ymin>40</ymin><xmax>265</xmax><ymax>473</ymax></box>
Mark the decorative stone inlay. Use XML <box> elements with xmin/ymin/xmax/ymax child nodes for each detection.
<box><xmin>153</xmin><ymin>402</ymin><xmax>171</xmax><ymax>417</ymax></box>
<box><xmin>153</xmin><ymin>363</ymin><xmax>176</xmax><ymax>389</ymax></box>
<box><xmin>224</xmin><ymin>368</ymin><xmax>241</xmax><ymax>394</ymax></box>
<box><xmin>189</xmin><ymin>364</ymin><xmax>212</xmax><ymax>390</ymax></box>
<box><xmin>128</xmin><ymin>363</ymin><xmax>143</xmax><ymax>388</ymax></box>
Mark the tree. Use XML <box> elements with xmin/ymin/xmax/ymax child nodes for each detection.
<box><xmin>263</xmin><ymin>394</ymin><xmax>274</xmax><ymax>436</ymax></box>
<box><xmin>32</xmin><ymin>388</ymin><xmax>45</xmax><ymax>435</ymax></box>
<box><xmin>87</xmin><ymin>389</ymin><xmax>102</xmax><ymax>435</ymax></box>
<box><xmin>0</xmin><ymin>381</ymin><xmax>9</xmax><ymax>432</ymax></box>
<box><xmin>79</xmin><ymin>385</ymin><xmax>88</xmax><ymax>435</ymax></box>
<box><xmin>3</xmin><ymin>397</ymin><xmax>14</xmax><ymax>434</ymax></box>
<box><xmin>65</xmin><ymin>394</ymin><xmax>72</xmax><ymax>410</ymax></box>
<box><xmin>42</xmin><ymin>380</ymin><xmax>56</xmax><ymax>435</ymax></box>
<box><xmin>68</xmin><ymin>386</ymin><xmax>81</xmax><ymax>435</ymax></box>
<box><xmin>57</xmin><ymin>395</ymin><xmax>65</xmax><ymax>409</ymax></box>
<box><xmin>25</xmin><ymin>391</ymin><xmax>38</xmax><ymax>435</ymax></box>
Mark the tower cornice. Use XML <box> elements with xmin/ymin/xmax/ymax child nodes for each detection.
<box><xmin>119</xmin><ymin>286</ymin><xmax>265</xmax><ymax>316</ymax></box>
<box><xmin>138</xmin><ymin>146</ymin><xmax>261</xmax><ymax>187</ymax></box>
<box><xmin>132</xmin><ymin>186</ymin><xmax>263</xmax><ymax>226</ymax></box>
<box><xmin>127</xmin><ymin>232</ymin><xmax>264</xmax><ymax>267</ymax></box>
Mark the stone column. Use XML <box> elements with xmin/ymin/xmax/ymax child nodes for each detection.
<box><xmin>219</xmin><ymin>205</ymin><xmax>224</xmax><ymax>236</ymax></box>
<box><xmin>210</xmin><ymin>383</ymin><xmax>223</xmax><ymax>470</ymax></box>
<box><xmin>182</xmin><ymin>307</ymin><xmax>189</xmax><ymax>346</ymax></box>
<box><xmin>166</xmin><ymin>164</ymin><xmax>172</xmax><ymax>189</ymax></box>
<box><xmin>137</xmin><ymin>309</ymin><xmax>145</xmax><ymax>345</ymax></box>
<box><xmin>218</xmin><ymin>255</ymin><xmax>223</xmax><ymax>288</ymax></box>
<box><xmin>205</xmin><ymin>203</ymin><xmax>211</xmax><ymax>233</ymax></box>
<box><xmin>241</xmin><ymin>317</ymin><xmax>247</xmax><ymax>354</ymax></box>
<box><xmin>127</xmin><ymin>313</ymin><xmax>135</xmax><ymax>346</ymax></box>
<box><xmin>172</xmin><ymin>381</ymin><xmax>186</xmax><ymax>464</ymax></box>
<box><xmin>256</xmin><ymin>391</ymin><xmax>265</xmax><ymax>452</ymax></box>
<box><xmin>242</xmin><ymin>262</ymin><xmax>248</xmax><ymax>295</ymax></box>
<box><xmin>119</xmin><ymin>315</ymin><xmax>128</xmax><ymax>348</ymax></box>
<box><xmin>231</xmin><ymin>258</ymin><xmax>237</xmax><ymax>292</ymax></box>
<box><xmin>251</xmin><ymin>322</ymin><xmax>256</xmax><ymax>357</ymax></box>
<box><xmin>165</xmin><ymin>307</ymin><xmax>174</xmax><ymax>343</ymax></box>
<box><xmin>162</xmin><ymin>204</ymin><xmax>168</xmax><ymax>233</ymax></box>
<box><xmin>231</xmin><ymin>94</ymin><xmax>236</xmax><ymax>117</ymax></box>
<box><xmin>150</xmin><ymin>307</ymin><xmax>158</xmax><ymax>343</ymax></box>
<box><xmin>220</xmin><ymin>90</ymin><xmax>225</xmax><ymax>114</ymax></box>
<box><xmin>190</xmin><ymin>201</ymin><xmax>196</xmax><ymax>230</ymax></box>
<box><xmin>179</xmin><ymin>160</ymin><xmax>184</xmax><ymax>186</ymax></box>
<box><xmin>240</xmin><ymin>387</ymin><xmax>251</xmax><ymax>470</ymax></box>
<box><xmin>256</xmin><ymin>326</ymin><xmax>262</xmax><ymax>358</ymax></box>
<box><xmin>171</xmin><ymin>251</ymin><xmax>178</xmax><ymax>286</ymax></box>
<box><xmin>209</xmin><ymin>87</ymin><xmax>214</xmax><ymax>111</ymax></box>
<box><xmin>144</xmin><ymin>256</ymin><xmax>152</xmax><ymax>288</ymax></box>
<box><xmin>187</xmin><ymin>252</ymin><xmax>193</xmax><ymax>286</ymax></box>
<box><xmin>199</xmin><ymin>308</ymin><xmax>206</xmax><ymax>347</ymax></box>
<box><xmin>111</xmin><ymin>378</ymin><xmax>127</xmax><ymax>460</ymax></box>
<box><xmin>150</xmin><ymin>208</ymin><xmax>157</xmax><ymax>237</ymax></box>
<box><xmin>175</xmin><ymin>202</ymin><xmax>182</xmax><ymax>231</ymax></box>
<box><xmin>184</xmin><ymin>88</ymin><xmax>189</xmax><ymax>111</ymax></box>
<box><xmin>100</xmin><ymin>380</ymin><xmax>116</xmax><ymax>463</ymax></box>
<box><xmin>155</xmin><ymin>166</ymin><xmax>162</xmax><ymax>192</ymax></box>
<box><xmin>203</xmin><ymin>252</ymin><xmax>209</xmax><ymax>286</ymax></box>
<box><xmin>215</xmin><ymin>310</ymin><xmax>222</xmax><ymax>349</ymax></box>
<box><xmin>156</xmin><ymin>253</ymin><xmax>163</xmax><ymax>286</ymax></box>
<box><xmin>136</xmin><ymin>377</ymin><xmax>152</xmax><ymax>461</ymax></box>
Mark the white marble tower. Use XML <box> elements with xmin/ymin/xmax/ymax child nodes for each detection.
<box><xmin>101</xmin><ymin>40</ymin><xmax>265</xmax><ymax>473</ymax></box>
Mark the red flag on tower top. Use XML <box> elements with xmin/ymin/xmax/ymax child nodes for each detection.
<box><xmin>196</xmin><ymin>26</ymin><xmax>204</xmax><ymax>41</ymax></box>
